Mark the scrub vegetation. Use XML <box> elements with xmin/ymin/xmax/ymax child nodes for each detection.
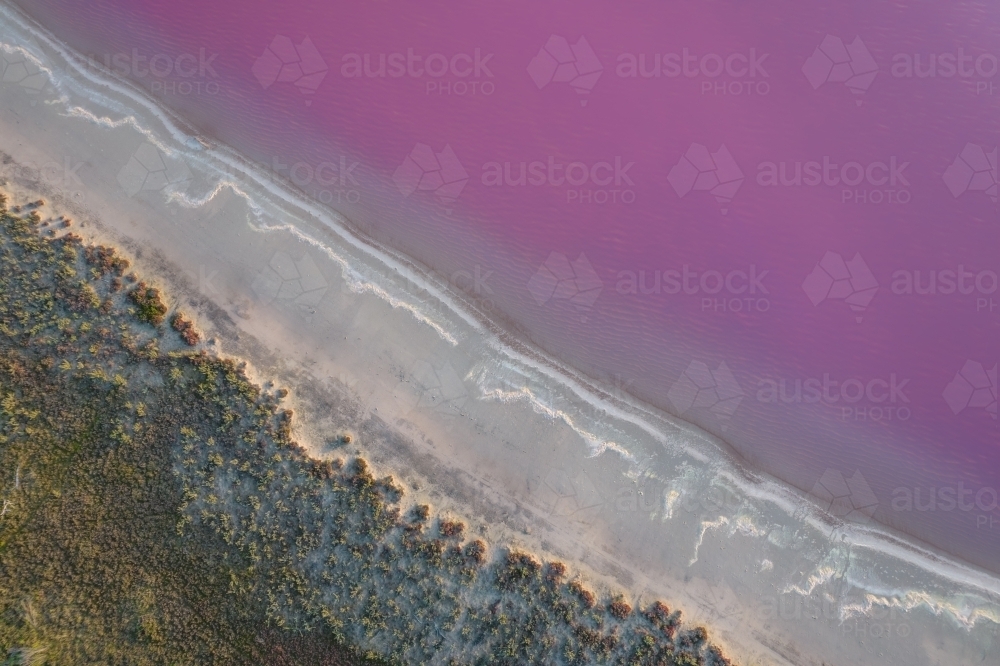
<box><xmin>0</xmin><ymin>195</ymin><xmax>732</xmax><ymax>665</ymax></box>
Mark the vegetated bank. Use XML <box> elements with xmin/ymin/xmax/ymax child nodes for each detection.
<box><xmin>0</xmin><ymin>195</ymin><xmax>732</xmax><ymax>665</ymax></box>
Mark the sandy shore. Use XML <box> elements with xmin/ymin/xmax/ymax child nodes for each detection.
<box><xmin>1</xmin><ymin>11</ymin><xmax>998</xmax><ymax>664</ymax></box>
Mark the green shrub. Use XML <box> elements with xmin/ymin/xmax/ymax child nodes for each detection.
<box><xmin>128</xmin><ymin>282</ymin><xmax>167</xmax><ymax>325</ymax></box>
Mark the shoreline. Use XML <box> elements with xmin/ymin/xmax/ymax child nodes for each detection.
<box><xmin>0</xmin><ymin>7</ymin><xmax>995</xmax><ymax>660</ymax></box>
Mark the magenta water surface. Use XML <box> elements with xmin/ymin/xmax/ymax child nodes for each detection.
<box><xmin>16</xmin><ymin>0</ymin><xmax>999</xmax><ymax>572</ymax></box>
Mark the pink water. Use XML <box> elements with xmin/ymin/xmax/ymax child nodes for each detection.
<box><xmin>17</xmin><ymin>0</ymin><xmax>999</xmax><ymax>572</ymax></box>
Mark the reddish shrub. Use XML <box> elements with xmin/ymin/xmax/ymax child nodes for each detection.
<box><xmin>678</xmin><ymin>626</ymin><xmax>708</xmax><ymax>649</ymax></box>
<box><xmin>707</xmin><ymin>645</ymin><xmax>733</xmax><ymax>665</ymax></box>
<box><xmin>171</xmin><ymin>313</ymin><xmax>200</xmax><ymax>345</ymax></box>
<box><xmin>644</xmin><ymin>600</ymin><xmax>671</xmax><ymax>626</ymax></box>
<box><xmin>85</xmin><ymin>244</ymin><xmax>130</xmax><ymax>276</ymax></box>
<box><xmin>308</xmin><ymin>460</ymin><xmax>335</xmax><ymax>480</ymax></box>
<box><xmin>439</xmin><ymin>520</ymin><xmax>465</xmax><ymax>538</ymax></box>
<box><xmin>609</xmin><ymin>598</ymin><xmax>632</xmax><ymax>620</ymax></box>
<box><xmin>546</xmin><ymin>561</ymin><xmax>567</xmax><ymax>583</ymax></box>
<box><xmin>351</xmin><ymin>458</ymin><xmax>375</xmax><ymax>489</ymax></box>
<box><xmin>569</xmin><ymin>580</ymin><xmax>596</xmax><ymax>608</ymax></box>
<box><xmin>465</xmin><ymin>540</ymin><xmax>487</xmax><ymax>565</ymax></box>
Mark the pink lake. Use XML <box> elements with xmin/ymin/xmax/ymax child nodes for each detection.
<box><xmin>16</xmin><ymin>0</ymin><xmax>1000</xmax><ymax>572</ymax></box>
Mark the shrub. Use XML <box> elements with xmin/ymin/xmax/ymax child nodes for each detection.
<box><xmin>569</xmin><ymin>580</ymin><xmax>596</xmax><ymax>608</ymax></box>
<box><xmin>678</xmin><ymin>627</ymin><xmax>709</xmax><ymax>649</ymax></box>
<box><xmin>496</xmin><ymin>551</ymin><xmax>541</xmax><ymax>591</ymax></box>
<box><xmin>707</xmin><ymin>645</ymin><xmax>733</xmax><ymax>666</ymax></box>
<box><xmin>352</xmin><ymin>458</ymin><xmax>375</xmax><ymax>490</ymax></box>
<box><xmin>61</xmin><ymin>281</ymin><xmax>101</xmax><ymax>311</ymax></box>
<box><xmin>308</xmin><ymin>460</ymin><xmax>335</xmax><ymax>480</ymax></box>
<box><xmin>609</xmin><ymin>597</ymin><xmax>632</xmax><ymax>620</ymax></box>
<box><xmin>575</xmin><ymin>625</ymin><xmax>601</xmax><ymax>648</ymax></box>
<box><xmin>439</xmin><ymin>520</ymin><xmax>465</xmax><ymax>538</ymax></box>
<box><xmin>85</xmin><ymin>244</ymin><xmax>130</xmax><ymax>276</ymax></box>
<box><xmin>171</xmin><ymin>313</ymin><xmax>200</xmax><ymax>345</ymax></box>
<box><xmin>129</xmin><ymin>282</ymin><xmax>167</xmax><ymax>325</ymax></box>
<box><xmin>464</xmin><ymin>540</ymin><xmax>487</xmax><ymax>565</ymax></box>
<box><xmin>645</xmin><ymin>600</ymin><xmax>670</xmax><ymax>621</ymax></box>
